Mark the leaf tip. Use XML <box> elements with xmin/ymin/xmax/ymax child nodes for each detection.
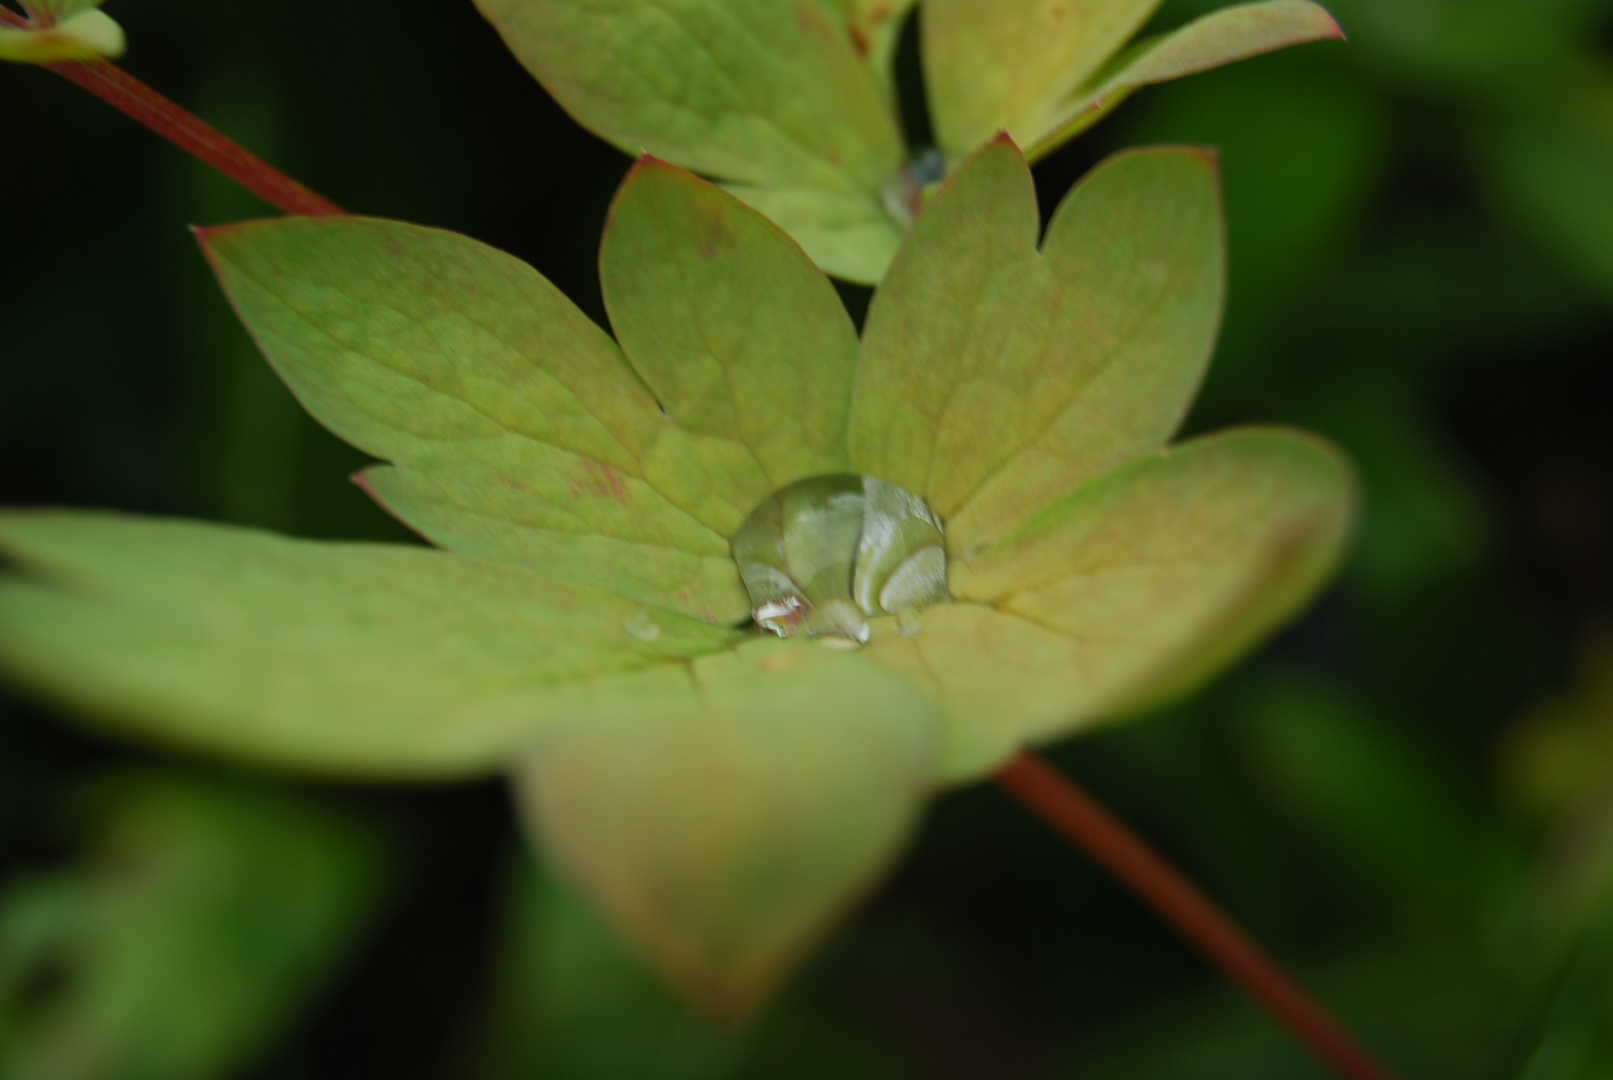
<box><xmin>348</xmin><ymin>469</ymin><xmax>379</xmax><ymax>499</ymax></box>
<box><xmin>190</xmin><ymin>221</ymin><xmax>246</xmax><ymax>258</ymax></box>
<box><xmin>1313</xmin><ymin>4</ymin><xmax>1347</xmax><ymax>42</ymax></box>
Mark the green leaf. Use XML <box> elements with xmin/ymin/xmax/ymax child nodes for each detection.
<box><xmin>511</xmin><ymin>637</ymin><xmax>939</xmax><ymax>1018</ymax></box>
<box><xmin>725</xmin><ymin>183</ymin><xmax>904</xmax><ymax>288</ymax></box>
<box><xmin>477</xmin><ymin>854</ymin><xmax>748</xmax><ymax>1080</ymax></box>
<box><xmin>0</xmin><ymin>512</ymin><xmax>738</xmax><ymax>777</ymax></box>
<box><xmin>0</xmin><ymin>8</ymin><xmax>123</xmax><ymax>63</ymax></box>
<box><xmin>812</xmin><ymin>0</ymin><xmax>919</xmax><ymax>99</ymax></box>
<box><xmin>472</xmin><ymin>0</ymin><xmax>906</xmax><ymax>283</ymax></box>
<box><xmin>200</xmin><ymin>217</ymin><xmax>749</xmax><ymax>626</ymax></box>
<box><xmin>0</xmin><ymin>772</ymin><xmax>385</xmax><ymax>1080</ymax></box>
<box><xmin>923</xmin><ymin>0</ymin><xmax>1161</xmax><ymax>159</ymax></box>
<box><xmin>850</xmin><ymin>139</ymin><xmax>1224</xmax><ymax>556</ymax></box>
<box><xmin>865</xmin><ymin>428</ymin><xmax>1354</xmax><ymax>780</ymax></box>
<box><xmin>601</xmin><ymin>160</ymin><xmax>862</xmax><ymax>538</ymax></box>
<box><xmin>1029</xmin><ymin>2</ymin><xmax>1346</xmax><ymax>161</ymax></box>
<box><xmin>1483</xmin><ymin>107</ymin><xmax>1613</xmax><ymax>302</ymax></box>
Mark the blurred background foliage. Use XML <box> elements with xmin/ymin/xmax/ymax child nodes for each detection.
<box><xmin>2</xmin><ymin>0</ymin><xmax>1612</xmax><ymax>1074</ymax></box>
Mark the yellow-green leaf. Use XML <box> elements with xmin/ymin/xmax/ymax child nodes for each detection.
<box><xmin>0</xmin><ymin>512</ymin><xmax>738</xmax><ymax>778</ymax></box>
<box><xmin>0</xmin><ymin>8</ymin><xmax>122</xmax><ymax>63</ymax></box>
<box><xmin>850</xmin><ymin>139</ymin><xmax>1224</xmax><ymax>556</ymax></box>
<box><xmin>601</xmin><ymin>160</ymin><xmax>863</xmax><ymax>538</ymax></box>
<box><xmin>726</xmin><ymin>183</ymin><xmax>905</xmax><ymax>289</ymax></box>
<box><xmin>1030</xmin><ymin>1</ymin><xmax>1346</xmax><ymax>160</ymax></box>
<box><xmin>923</xmin><ymin>0</ymin><xmax>1342</xmax><ymax>163</ymax></box>
<box><xmin>866</xmin><ymin>428</ymin><xmax>1355</xmax><ymax>780</ymax></box>
<box><xmin>923</xmin><ymin>0</ymin><xmax>1161</xmax><ymax>160</ymax></box>
<box><xmin>512</xmin><ymin>637</ymin><xmax>939</xmax><ymax>1018</ymax></box>
<box><xmin>200</xmin><ymin>217</ymin><xmax>749</xmax><ymax>626</ymax></box>
<box><xmin>473</xmin><ymin>0</ymin><xmax>906</xmax><ymax>283</ymax></box>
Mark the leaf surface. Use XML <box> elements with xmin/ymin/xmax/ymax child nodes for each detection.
<box><xmin>601</xmin><ymin>161</ymin><xmax>862</xmax><ymax>538</ymax></box>
<box><xmin>812</xmin><ymin>0</ymin><xmax>919</xmax><ymax>99</ymax></box>
<box><xmin>866</xmin><ymin>428</ymin><xmax>1354</xmax><ymax>779</ymax></box>
<box><xmin>200</xmin><ymin>217</ymin><xmax>749</xmax><ymax>625</ymax></box>
<box><xmin>923</xmin><ymin>0</ymin><xmax>1162</xmax><ymax>158</ymax></box>
<box><xmin>850</xmin><ymin>139</ymin><xmax>1224</xmax><ymax>555</ymax></box>
<box><xmin>0</xmin><ymin>8</ymin><xmax>122</xmax><ymax>62</ymax></box>
<box><xmin>1029</xmin><ymin>1</ymin><xmax>1345</xmax><ymax>160</ymax></box>
<box><xmin>473</xmin><ymin>0</ymin><xmax>906</xmax><ymax>282</ymax></box>
<box><xmin>0</xmin><ymin>513</ymin><xmax>738</xmax><ymax>777</ymax></box>
<box><xmin>924</xmin><ymin>0</ymin><xmax>1340</xmax><ymax>162</ymax></box>
<box><xmin>512</xmin><ymin>637</ymin><xmax>938</xmax><ymax>1017</ymax></box>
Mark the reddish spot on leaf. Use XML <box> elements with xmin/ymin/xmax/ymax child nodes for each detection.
<box><xmin>696</xmin><ymin>215</ymin><xmax>728</xmax><ymax>258</ymax></box>
<box><xmin>569</xmin><ymin>459</ymin><xmax>632</xmax><ymax>504</ymax></box>
<box><xmin>849</xmin><ymin>25</ymin><xmax>871</xmax><ymax>56</ymax></box>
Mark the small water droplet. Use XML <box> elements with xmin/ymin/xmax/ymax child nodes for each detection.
<box><xmin>896</xmin><ymin>609</ymin><xmax>924</xmax><ymax>638</ymax></box>
<box><xmin>624</xmin><ymin>611</ymin><xmax>661</xmax><ymax>642</ymax></box>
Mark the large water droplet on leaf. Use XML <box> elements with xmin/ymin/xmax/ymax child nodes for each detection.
<box><xmin>731</xmin><ymin>475</ymin><xmax>949</xmax><ymax>647</ymax></box>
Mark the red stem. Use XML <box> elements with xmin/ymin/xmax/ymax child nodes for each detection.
<box><xmin>996</xmin><ymin>752</ymin><xmax>1401</xmax><ymax>1080</ymax></box>
<box><xmin>38</xmin><ymin>56</ymin><xmax>345</xmax><ymax>217</ymax></box>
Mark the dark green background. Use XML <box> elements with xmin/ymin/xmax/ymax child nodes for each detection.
<box><xmin>4</xmin><ymin>0</ymin><xmax>1613</xmax><ymax>1076</ymax></box>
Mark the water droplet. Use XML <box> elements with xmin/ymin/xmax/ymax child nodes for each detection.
<box><xmin>754</xmin><ymin>595</ymin><xmax>807</xmax><ymax>637</ymax></box>
<box><xmin>808</xmin><ymin>598</ymin><xmax>871</xmax><ymax>646</ymax></box>
<box><xmin>896</xmin><ymin>609</ymin><xmax>924</xmax><ymax>638</ymax></box>
<box><xmin>624</xmin><ymin>611</ymin><xmax>661</xmax><ymax>642</ymax></box>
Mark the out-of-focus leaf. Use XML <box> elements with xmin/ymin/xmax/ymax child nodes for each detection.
<box><xmin>922</xmin><ymin>0</ymin><xmax>1339</xmax><ymax>161</ymax></box>
<box><xmin>0</xmin><ymin>772</ymin><xmax>386</xmax><ymax>1080</ymax></box>
<box><xmin>1237</xmin><ymin>674</ymin><xmax>1513</xmax><ymax>928</ymax></box>
<box><xmin>511</xmin><ymin>637</ymin><xmax>939</xmax><ymax>1018</ymax></box>
<box><xmin>1067</xmin><ymin>943</ymin><xmax>1518</xmax><ymax>1080</ymax></box>
<box><xmin>1483</xmin><ymin>106</ymin><xmax>1613</xmax><ymax>302</ymax></box>
<box><xmin>0</xmin><ymin>512</ymin><xmax>737</xmax><ymax>777</ymax></box>
<box><xmin>476</xmin><ymin>853</ymin><xmax>911</xmax><ymax>1079</ymax></box>
<box><xmin>200</xmin><ymin>217</ymin><xmax>749</xmax><ymax>625</ymax></box>
<box><xmin>0</xmin><ymin>8</ymin><xmax>122</xmax><ymax>63</ymax></box>
<box><xmin>1503</xmin><ymin>634</ymin><xmax>1613</xmax><ymax>920</ymax></box>
<box><xmin>1302</xmin><ymin>370</ymin><xmax>1491</xmax><ymax>608</ymax></box>
<box><xmin>868</xmin><ymin>427</ymin><xmax>1354</xmax><ymax>779</ymax></box>
<box><xmin>850</xmin><ymin>139</ymin><xmax>1224</xmax><ymax>554</ymax></box>
<box><xmin>471</xmin><ymin>0</ymin><xmax>905</xmax><ymax>283</ymax></box>
<box><xmin>476</xmin><ymin>854</ymin><xmax>747</xmax><ymax>1080</ymax></box>
<box><xmin>1506</xmin><ymin>635</ymin><xmax>1613</xmax><ymax>818</ymax></box>
<box><xmin>1030</xmin><ymin>2</ymin><xmax>1345</xmax><ymax>158</ymax></box>
<box><xmin>599</xmin><ymin>160</ymin><xmax>861</xmax><ymax>538</ymax></box>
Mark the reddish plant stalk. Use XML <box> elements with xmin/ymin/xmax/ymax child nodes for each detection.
<box><xmin>996</xmin><ymin>752</ymin><xmax>1400</xmax><ymax>1080</ymax></box>
<box><xmin>39</xmin><ymin>56</ymin><xmax>345</xmax><ymax>217</ymax></box>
